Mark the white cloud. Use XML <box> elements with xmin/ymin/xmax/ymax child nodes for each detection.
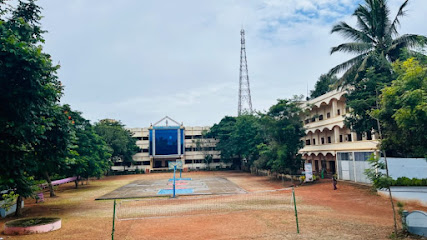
<box><xmin>36</xmin><ymin>0</ymin><xmax>427</xmax><ymax>127</ymax></box>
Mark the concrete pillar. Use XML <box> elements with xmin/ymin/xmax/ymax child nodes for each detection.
<box><xmin>351</xmin><ymin>132</ymin><xmax>357</xmax><ymax>142</ymax></box>
<box><xmin>332</xmin><ymin>99</ymin><xmax>337</xmax><ymax>118</ymax></box>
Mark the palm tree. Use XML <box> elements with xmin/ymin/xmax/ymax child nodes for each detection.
<box><xmin>329</xmin><ymin>0</ymin><xmax>427</xmax><ymax>86</ymax></box>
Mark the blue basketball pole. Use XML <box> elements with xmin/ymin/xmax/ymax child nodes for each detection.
<box><xmin>173</xmin><ymin>165</ymin><xmax>176</xmax><ymax>198</ymax></box>
<box><xmin>180</xmin><ymin>169</ymin><xmax>182</xmax><ymax>178</ymax></box>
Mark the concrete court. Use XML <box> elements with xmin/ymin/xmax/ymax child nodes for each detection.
<box><xmin>96</xmin><ymin>177</ymin><xmax>246</xmax><ymax>200</ymax></box>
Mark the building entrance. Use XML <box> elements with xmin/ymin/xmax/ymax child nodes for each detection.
<box><xmin>329</xmin><ymin>161</ymin><xmax>336</xmax><ymax>174</ymax></box>
<box><xmin>153</xmin><ymin>158</ymin><xmax>180</xmax><ymax>169</ymax></box>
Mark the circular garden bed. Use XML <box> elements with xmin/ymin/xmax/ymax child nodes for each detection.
<box><xmin>4</xmin><ymin>217</ymin><xmax>61</xmax><ymax>235</ymax></box>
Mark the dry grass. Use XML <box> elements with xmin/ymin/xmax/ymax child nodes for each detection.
<box><xmin>0</xmin><ymin>171</ymin><xmax>426</xmax><ymax>240</ymax></box>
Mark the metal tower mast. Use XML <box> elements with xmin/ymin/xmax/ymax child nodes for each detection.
<box><xmin>238</xmin><ymin>28</ymin><xmax>253</xmax><ymax>116</ymax></box>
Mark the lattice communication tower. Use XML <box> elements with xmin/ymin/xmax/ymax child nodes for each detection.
<box><xmin>238</xmin><ymin>29</ymin><xmax>253</xmax><ymax>116</ymax></box>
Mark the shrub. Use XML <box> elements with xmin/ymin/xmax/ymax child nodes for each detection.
<box><xmin>391</xmin><ymin>177</ymin><xmax>427</xmax><ymax>186</ymax></box>
<box><xmin>0</xmin><ymin>191</ymin><xmax>19</xmax><ymax>211</ymax></box>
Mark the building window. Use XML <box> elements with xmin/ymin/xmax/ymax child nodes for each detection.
<box><xmin>142</xmin><ymin>149</ymin><xmax>149</xmax><ymax>153</ymax></box>
<box><xmin>321</xmin><ymin>137</ymin><xmax>325</xmax><ymax>144</ymax></box>
<box><xmin>142</xmin><ymin>137</ymin><xmax>149</xmax><ymax>140</ymax></box>
<box><xmin>213</xmin><ymin>159</ymin><xmax>220</xmax><ymax>163</ymax></box>
<box><xmin>337</xmin><ymin>109</ymin><xmax>341</xmax><ymax>116</ymax></box>
<box><xmin>337</xmin><ymin>152</ymin><xmax>351</xmax><ymax>161</ymax></box>
<box><xmin>354</xmin><ymin>152</ymin><xmax>373</xmax><ymax>161</ymax></box>
<box><xmin>137</xmin><ymin>148</ymin><xmax>142</xmax><ymax>153</ymax></box>
<box><xmin>185</xmin><ymin>148</ymin><xmax>192</xmax><ymax>152</ymax></box>
<box><xmin>327</xmin><ymin>136</ymin><xmax>331</xmax><ymax>143</ymax></box>
<box><xmin>327</xmin><ymin>112</ymin><xmax>331</xmax><ymax>118</ymax></box>
<box><xmin>194</xmin><ymin>159</ymin><xmax>203</xmax><ymax>163</ymax></box>
<box><xmin>339</xmin><ymin>135</ymin><xmax>343</xmax><ymax>142</ymax></box>
<box><xmin>305</xmin><ymin>119</ymin><xmax>310</xmax><ymax>124</ymax></box>
<box><xmin>305</xmin><ymin>139</ymin><xmax>311</xmax><ymax>145</ymax></box>
<box><xmin>185</xmin><ymin>136</ymin><xmax>192</xmax><ymax>139</ymax></box>
<box><xmin>345</xmin><ymin>107</ymin><xmax>350</xmax><ymax>113</ymax></box>
<box><xmin>134</xmin><ymin>161</ymin><xmax>143</xmax><ymax>165</ymax></box>
<box><xmin>311</xmin><ymin>117</ymin><xmax>316</xmax><ymax>122</ymax></box>
<box><xmin>319</xmin><ymin>115</ymin><xmax>324</xmax><ymax>121</ymax></box>
<box><xmin>193</xmin><ymin>135</ymin><xmax>202</xmax><ymax>139</ymax></box>
<box><xmin>312</xmin><ymin>139</ymin><xmax>316</xmax><ymax>145</ymax></box>
<box><xmin>347</xmin><ymin>134</ymin><xmax>352</xmax><ymax>142</ymax></box>
<box><xmin>185</xmin><ymin>160</ymin><xmax>192</xmax><ymax>164</ymax></box>
<box><xmin>142</xmin><ymin>161</ymin><xmax>150</xmax><ymax>165</ymax></box>
<box><xmin>136</xmin><ymin>137</ymin><xmax>142</xmax><ymax>140</ymax></box>
<box><xmin>357</xmin><ymin>133</ymin><xmax>363</xmax><ymax>141</ymax></box>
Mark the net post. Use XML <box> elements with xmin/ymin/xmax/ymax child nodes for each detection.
<box><xmin>292</xmin><ymin>186</ymin><xmax>300</xmax><ymax>234</ymax></box>
<box><xmin>180</xmin><ymin>169</ymin><xmax>182</xmax><ymax>178</ymax></box>
<box><xmin>173</xmin><ymin>165</ymin><xmax>176</xmax><ymax>198</ymax></box>
<box><xmin>112</xmin><ymin>199</ymin><xmax>116</xmax><ymax>240</ymax></box>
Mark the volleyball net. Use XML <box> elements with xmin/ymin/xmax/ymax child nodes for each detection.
<box><xmin>116</xmin><ymin>188</ymin><xmax>294</xmax><ymax>221</ymax></box>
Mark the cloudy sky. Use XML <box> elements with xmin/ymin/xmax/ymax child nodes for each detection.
<box><xmin>37</xmin><ymin>0</ymin><xmax>427</xmax><ymax>127</ymax></box>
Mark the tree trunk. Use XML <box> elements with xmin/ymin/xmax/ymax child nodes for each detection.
<box><xmin>74</xmin><ymin>179</ymin><xmax>79</xmax><ymax>189</ymax></box>
<box><xmin>14</xmin><ymin>195</ymin><xmax>22</xmax><ymax>217</ymax></box>
<box><xmin>44</xmin><ymin>171</ymin><xmax>55</xmax><ymax>197</ymax></box>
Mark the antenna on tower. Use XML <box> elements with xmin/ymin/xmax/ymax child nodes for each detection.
<box><xmin>238</xmin><ymin>28</ymin><xmax>253</xmax><ymax>116</ymax></box>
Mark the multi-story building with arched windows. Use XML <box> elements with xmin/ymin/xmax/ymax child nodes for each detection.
<box><xmin>299</xmin><ymin>89</ymin><xmax>379</xmax><ymax>181</ymax></box>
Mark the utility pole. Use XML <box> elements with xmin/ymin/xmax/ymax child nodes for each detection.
<box><xmin>238</xmin><ymin>29</ymin><xmax>253</xmax><ymax>116</ymax></box>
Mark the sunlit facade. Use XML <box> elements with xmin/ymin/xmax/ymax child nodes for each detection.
<box><xmin>299</xmin><ymin>89</ymin><xmax>379</xmax><ymax>180</ymax></box>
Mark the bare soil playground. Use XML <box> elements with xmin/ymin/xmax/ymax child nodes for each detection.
<box><xmin>1</xmin><ymin>171</ymin><xmax>426</xmax><ymax>240</ymax></box>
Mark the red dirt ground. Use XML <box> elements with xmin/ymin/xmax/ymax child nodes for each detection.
<box><xmin>0</xmin><ymin>171</ymin><xmax>425</xmax><ymax>240</ymax></box>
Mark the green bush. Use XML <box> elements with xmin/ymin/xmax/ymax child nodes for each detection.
<box><xmin>391</xmin><ymin>177</ymin><xmax>427</xmax><ymax>186</ymax></box>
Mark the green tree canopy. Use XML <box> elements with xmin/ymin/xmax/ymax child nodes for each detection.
<box><xmin>207</xmin><ymin>115</ymin><xmax>262</xmax><ymax>169</ymax></box>
<box><xmin>64</xmin><ymin>107</ymin><xmax>112</xmax><ymax>185</ymax></box>
<box><xmin>94</xmin><ymin>119</ymin><xmax>138</xmax><ymax>169</ymax></box>
<box><xmin>310</xmin><ymin>74</ymin><xmax>338</xmax><ymax>99</ymax></box>
<box><xmin>0</xmin><ymin>0</ymin><xmax>62</xmax><ymax>215</ymax></box>
<box><xmin>373</xmin><ymin>58</ymin><xmax>427</xmax><ymax>157</ymax></box>
<box><xmin>329</xmin><ymin>0</ymin><xmax>427</xmax><ymax>134</ymax></box>
<box><xmin>344</xmin><ymin>64</ymin><xmax>392</xmax><ymax>133</ymax></box>
<box><xmin>329</xmin><ymin>0</ymin><xmax>427</xmax><ymax>86</ymax></box>
<box><xmin>32</xmin><ymin>104</ymin><xmax>73</xmax><ymax>197</ymax></box>
<box><xmin>206</xmin><ymin>116</ymin><xmax>237</xmax><ymax>163</ymax></box>
<box><xmin>255</xmin><ymin>97</ymin><xmax>305</xmax><ymax>174</ymax></box>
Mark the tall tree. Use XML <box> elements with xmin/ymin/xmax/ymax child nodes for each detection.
<box><xmin>206</xmin><ymin>116</ymin><xmax>237</xmax><ymax>163</ymax></box>
<box><xmin>232</xmin><ymin>115</ymin><xmax>262</xmax><ymax>167</ymax></box>
<box><xmin>345</xmin><ymin>65</ymin><xmax>393</xmax><ymax>133</ymax></box>
<box><xmin>64</xmin><ymin>107</ymin><xmax>112</xmax><ymax>186</ymax></box>
<box><xmin>255</xmin><ymin>97</ymin><xmax>305</xmax><ymax>174</ymax></box>
<box><xmin>94</xmin><ymin>119</ymin><xmax>138</xmax><ymax>171</ymax></box>
<box><xmin>32</xmin><ymin>104</ymin><xmax>73</xmax><ymax>197</ymax></box>
<box><xmin>207</xmin><ymin>115</ymin><xmax>262</xmax><ymax>169</ymax></box>
<box><xmin>0</xmin><ymin>0</ymin><xmax>62</xmax><ymax>215</ymax></box>
<box><xmin>329</xmin><ymin>0</ymin><xmax>427</xmax><ymax>134</ymax></box>
<box><xmin>372</xmin><ymin>58</ymin><xmax>427</xmax><ymax>157</ymax></box>
<box><xmin>329</xmin><ymin>0</ymin><xmax>427</xmax><ymax>86</ymax></box>
<box><xmin>310</xmin><ymin>74</ymin><xmax>338</xmax><ymax>99</ymax></box>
